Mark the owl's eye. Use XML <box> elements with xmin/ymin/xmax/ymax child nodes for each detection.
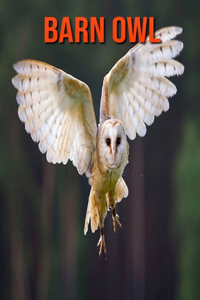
<box><xmin>106</xmin><ymin>138</ymin><xmax>111</xmax><ymax>146</ymax></box>
<box><xmin>116</xmin><ymin>137</ymin><xmax>121</xmax><ymax>145</ymax></box>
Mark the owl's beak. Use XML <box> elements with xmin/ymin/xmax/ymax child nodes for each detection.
<box><xmin>111</xmin><ymin>145</ymin><xmax>116</xmax><ymax>161</ymax></box>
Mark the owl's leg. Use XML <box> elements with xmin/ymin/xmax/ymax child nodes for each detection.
<box><xmin>112</xmin><ymin>208</ymin><xmax>122</xmax><ymax>232</ymax></box>
<box><xmin>97</xmin><ymin>197</ymin><xmax>107</xmax><ymax>256</ymax></box>
<box><xmin>107</xmin><ymin>190</ymin><xmax>122</xmax><ymax>233</ymax></box>
<box><xmin>97</xmin><ymin>227</ymin><xmax>107</xmax><ymax>256</ymax></box>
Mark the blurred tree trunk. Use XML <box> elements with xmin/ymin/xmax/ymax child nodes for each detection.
<box><xmin>123</xmin><ymin>138</ymin><xmax>145</xmax><ymax>300</ymax></box>
<box><xmin>36</xmin><ymin>163</ymin><xmax>55</xmax><ymax>300</ymax></box>
<box><xmin>59</xmin><ymin>166</ymin><xmax>79</xmax><ymax>300</ymax></box>
<box><xmin>10</xmin><ymin>210</ymin><xmax>26</xmax><ymax>300</ymax></box>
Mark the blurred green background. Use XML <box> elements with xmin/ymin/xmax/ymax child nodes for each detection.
<box><xmin>0</xmin><ymin>0</ymin><xmax>200</xmax><ymax>299</ymax></box>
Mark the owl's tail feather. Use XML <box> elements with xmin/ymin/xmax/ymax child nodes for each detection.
<box><xmin>84</xmin><ymin>188</ymin><xmax>99</xmax><ymax>235</ymax></box>
<box><xmin>114</xmin><ymin>177</ymin><xmax>129</xmax><ymax>203</ymax></box>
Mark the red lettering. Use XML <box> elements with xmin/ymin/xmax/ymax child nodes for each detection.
<box><xmin>149</xmin><ymin>17</ymin><xmax>161</xmax><ymax>43</ymax></box>
<box><xmin>112</xmin><ymin>17</ymin><xmax>126</xmax><ymax>43</ymax></box>
<box><xmin>90</xmin><ymin>17</ymin><xmax>104</xmax><ymax>43</ymax></box>
<box><xmin>75</xmin><ymin>17</ymin><xmax>88</xmax><ymax>43</ymax></box>
<box><xmin>44</xmin><ymin>17</ymin><xmax>58</xmax><ymax>43</ymax></box>
<box><xmin>127</xmin><ymin>17</ymin><xmax>147</xmax><ymax>43</ymax></box>
<box><xmin>59</xmin><ymin>17</ymin><xmax>73</xmax><ymax>43</ymax></box>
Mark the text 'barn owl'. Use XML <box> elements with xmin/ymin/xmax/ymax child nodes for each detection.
<box><xmin>12</xmin><ymin>26</ymin><xmax>184</xmax><ymax>256</ymax></box>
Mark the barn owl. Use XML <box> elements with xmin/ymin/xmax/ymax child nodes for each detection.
<box><xmin>12</xmin><ymin>26</ymin><xmax>184</xmax><ymax>256</ymax></box>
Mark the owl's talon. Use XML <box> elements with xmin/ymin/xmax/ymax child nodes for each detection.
<box><xmin>97</xmin><ymin>228</ymin><xmax>107</xmax><ymax>256</ymax></box>
<box><xmin>112</xmin><ymin>209</ymin><xmax>122</xmax><ymax>232</ymax></box>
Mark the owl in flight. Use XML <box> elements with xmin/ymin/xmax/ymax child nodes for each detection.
<box><xmin>12</xmin><ymin>26</ymin><xmax>184</xmax><ymax>256</ymax></box>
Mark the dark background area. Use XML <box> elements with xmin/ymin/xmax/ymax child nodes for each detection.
<box><xmin>0</xmin><ymin>0</ymin><xmax>200</xmax><ymax>299</ymax></box>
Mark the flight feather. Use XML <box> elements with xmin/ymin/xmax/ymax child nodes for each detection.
<box><xmin>12</xmin><ymin>60</ymin><xmax>97</xmax><ymax>175</ymax></box>
<box><xmin>100</xmin><ymin>26</ymin><xmax>184</xmax><ymax>140</ymax></box>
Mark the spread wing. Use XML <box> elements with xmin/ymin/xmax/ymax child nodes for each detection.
<box><xmin>12</xmin><ymin>60</ymin><xmax>97</xmax><ymax>175</ymax></box>
<box><xmin>100</xmin><ymin>26</ymin><xmax>184</xmax><ymax>140</ymax></box>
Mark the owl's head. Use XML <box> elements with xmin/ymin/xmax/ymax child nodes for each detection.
<box><xmin>98</xmin><ymin>119</ymin><xmax>128</xmax><ymax>170</ymax></box>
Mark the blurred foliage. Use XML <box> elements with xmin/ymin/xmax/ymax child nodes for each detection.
<box><xmin>0</xmin><ymin>0</ymin><xmax>200</xmax><ymax>299</ymax></box>
<box><xmin>174</xmin><ymin>119</ymin><xmax>200</xmax><ymax>300</ymax></box>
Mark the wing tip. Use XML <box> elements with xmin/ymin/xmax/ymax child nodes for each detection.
<box><xmin>13</xmin><ymin>61</ymin><xmax>21</xmax><ymax>73</ymax></box>
<box><xmin>11</xmin><ymin>76</ymin><xmax>17</xmax><ymax>88</ymax></box>
<box><xmin>13</xmin><ymin>62</ymin><xmax>17</xmax><ymax>71</ymax></box>
<box><xmin>179</xmin><ymin>63</ymin><xmax>185</xmax><ymax>76</ymax></box>
<box><xmin>154</xmin><ymin>26</ymin><xmax>183</xmax><ymax>43</ymax></box>
<box><xmin>173</xmin><ymin>26</ymin><xmax>183</xmax><ymax>35</ymax></box>
<box><xmin>178</xmin><ymin>41</ymin><xmax>184</xmax><ymax>55</ymax></box>
<box><xmin>168</xmin><ymin>26</ymin><xmax>183</xmax><ymax>40</ymax></box>
<box><xmin>164</xmin><ymin>26</ymin><xmax>183</xmax><ymax>35</ymax></box>
<box><xmin>137</xmin><ymin>127</ymin><xmax>147</xmax><ymax>138</ymax></box>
